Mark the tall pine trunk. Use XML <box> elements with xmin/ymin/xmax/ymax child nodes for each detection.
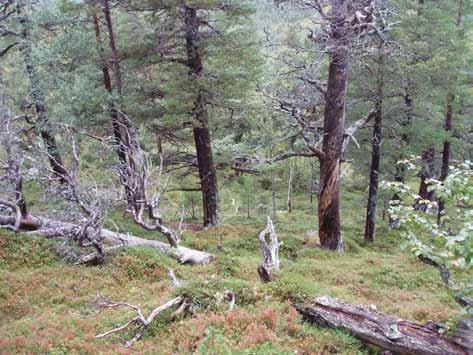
<box><xmin>101</xmin><ymin>0</ymin><xmax>144</xmax><ymax>209</ymax></box>
<box><xmin>318</xmin><ymin>0</ymin><xmax>348</xmax><ymax>251</ymax></box>
<box><xmin>92</xmin><ymin>10</ymin><xmax>132</xmax><ymax>206</ymax></box>
<box><xmin>184</xmin><ymin>6</ymin><xmax>219</xmax><ymax>227</ymax></box>
<box><xmin>389</xmin><ymin>93</ymin><xmax>413</xmax><ymax>229</ymax></box>
<box><xmin>193</xmin><ymin>94</ymin><xmax>219</xmax><ymax>227</ymax></box>
<box><xmin>364</xmin><ymin>50</ymin><xmax>384</xmax><ymax>242</ymax></box>
<box><xmin>437</xmin><ymin>0</ymin><xmax>462</xmax><ymax>224</ymax></box>
<box><xmin>287</xmin><ymin>161</ymin><xmax>294</xmax><ymax>213</ymax></box>
<box><xmin>437</xmin><ymin>94</ymin><xmax>454</xmax><ymax>224</ymax></box>
<box><xmin>18</xmin><ymin>3</ymin><xmax>67</xmax><ymax>183</ymax></box>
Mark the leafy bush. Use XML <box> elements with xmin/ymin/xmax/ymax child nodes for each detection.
<box><xmin>382</xmin><ymin>160</ymin><xmax>472</xmax><ymax>317</ymax></box>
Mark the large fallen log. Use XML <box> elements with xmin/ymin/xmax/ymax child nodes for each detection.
<box><xmin>296</xmin><ymin>296</ymin><xmax>473</xmax><ymax>355</ymax></box>
<box><xmin>0</xmin><ymin>215</ymin><xmax>213</xmax><ymax>265</ymax></box>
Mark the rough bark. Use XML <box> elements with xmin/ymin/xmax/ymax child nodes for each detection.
<box><xmin>318</xmin><ymin>0</ymin><xmax>348</xmax><ymax>251</ymax></box>
<box><xmin>0</xmin><ymin>214</ymin><xmax>213</xmax><ymax>265</ymax></box>
<box><xmin>193</xmin><ymin>115</ymin><xmax>219</xmax><ymax>227</ymax></box>
<box><xmin>296</xmin><ymin>296</ymin><xmax>473</xmax><ymax>355</ymax></box>
<box><xmin>184</xmin><ymin>6</ymin><xmax>219</xmax><ymax>227</ymax></box>
<box><xmin>17</xmin><ymin>2</ymin><xmax>67</xmax><ymax>183</ymax></box>
<box><xmin>364</xmin><ymin>49</ymin><xmax>384</xmax><ymax>242</ymax></box>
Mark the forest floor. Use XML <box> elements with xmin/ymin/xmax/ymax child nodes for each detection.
<box><xmin>0</xmin><ymin>186</ymin><xmax>464</xmax><ymax>354</ymax></box>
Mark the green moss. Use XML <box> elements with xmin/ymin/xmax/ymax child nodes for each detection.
<box><xmin>0</xmin><ymin>232</ymin><xmax>60</xmax><ymax>271</ymax></box>
<box><xmin>0</xmin><ymin>187</ymin><xmax>466</xmax><ymax>354</ymax></box>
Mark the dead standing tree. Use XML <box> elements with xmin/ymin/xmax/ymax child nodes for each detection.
<box><xmin>0</xmin><ymin>113</ymin><xmax>213</xmax><ymax>264</ymax></box>
<box><xmin>118</xmin><ymin>137</ymin><xmax>183</xmax><ymax>250</ymax></box>
<box><xmin>257</xmin><ymin>216</ymin><xmax>281</xmax><ymax>282</ymax></box>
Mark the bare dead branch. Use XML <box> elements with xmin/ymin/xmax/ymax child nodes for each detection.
<box><xmin>94</xmin><ymin>296</ymin><xmax>186</xmax><ymax>348</ymax></box>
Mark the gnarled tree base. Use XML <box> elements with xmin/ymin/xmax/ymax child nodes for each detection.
<box><xmin>296</xmin><ymin>296</ymin><xmax>473</xmax><ymax>355</ymax></box>
<box><xmin>0</xmin><ymin>214</ymin><xmax>213</xmax><ymax>265</ymax></box>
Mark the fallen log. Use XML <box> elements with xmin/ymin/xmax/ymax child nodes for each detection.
<box><xmin>296</xmin><ymin>296</ymin><xmax>473</xmax><ymax>355</ymax></box>
<box><xmin>0</xmin><ymin>214</ymin><xmax>213</xmax><ymax>265</ymax></box>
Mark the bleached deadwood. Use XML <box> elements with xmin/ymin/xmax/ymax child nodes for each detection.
<box><xmin>257</xmin><ymin>217</ymin><xmax>281</xmax><ymax>282</ymax></box>
<box><xmin>224</xmin><ymin>290</ymin><xmax>235</xmax><ymax>311</ymax></box>
<box><xmin>0</xmin><ymin>214</ymin><xmax>213</xmax><ymax>265</ymax></box>
<box><xmin>342</xmin><ymin>108</ymin><xmax>377</xmax><ymax>154</ymax></box>
<box><xmin>95</xmin><ymin>295</ymin><xmax>188</xmax><ymax>348</ymax></box>
<box><xmin>168</xmin><ymin>268</ymin><xmax>183</xmax><ymax>287</ymax></box>
<box><xmin>296</xmin><ymin>296</ymin><xmax>473</xmax><ymax>355</ymax></box>
<box><xmin>118</xmin><ymin>144</ymin><xmax>182</xmax><ymax>248</ymax></box>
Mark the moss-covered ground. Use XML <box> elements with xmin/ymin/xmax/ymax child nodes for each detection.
<box><xmin>0</xmin><ymin>184</ymin><xmax>465</xmax><ymax>354</ymax></box>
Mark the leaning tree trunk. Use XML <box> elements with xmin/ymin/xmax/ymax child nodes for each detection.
<box><xmin>296</xmin><ymin>296</ymin><xmax>473</xmax><ymax>355</ymax></box>
<box><xmin>437</xmin><ymin>94</ymin><xmax>454</xmax><ymax>225</ymax></box>
<box><xmin>318</xmin><ymin>0</ymin><xmax>348</xmax><ymax>251</ymax></box>
<box><xmin>364</xmin><ymin>47</ymin><xmax>384</xmax><ymax>242</ymax></box>
<box><xmin>185</xmin><ymin>6</ymin><xmax>219</xmax><ymax>227</ymax></box>
<box><xmin>17</xmin><ymin>2</ymin><xmax>67</xmax><ymax>183</ymax></box>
